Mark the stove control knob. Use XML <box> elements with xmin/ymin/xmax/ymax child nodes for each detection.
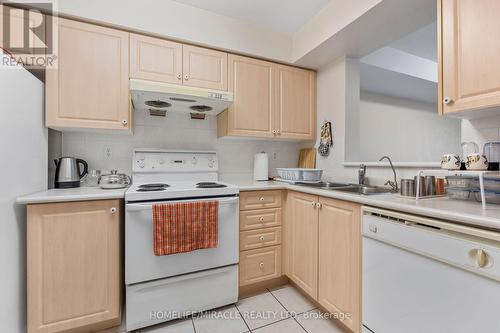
<box><xmin>158</xmin><ymin>158</ymin><xmax>165</xmax><ymax>165</ymax></box>
<box><xmin>208</xmin><ymin>162</ymin><xmax>214</xmax><ymax>168</ymax></box>
<box><xmin>137</xmin><ymin>159</ymin><xmax>145</xmax><ymax>168</ymax></box>
<box><xmin>191</xmin><ymin>157</ymin><xmax>198</xmax><ymax>165</ymax></box>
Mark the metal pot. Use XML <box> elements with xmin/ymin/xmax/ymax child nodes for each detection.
<box><xmin>99</xmin><ymin>170</ymin><xmax>130</xmax><ymax>189</ymax></box>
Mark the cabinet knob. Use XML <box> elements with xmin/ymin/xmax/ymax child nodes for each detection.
<box><xmin>184</xmin><ymin>74</ymin><xmax>189</xmax><ymax>80</ymax></box>
<box><xmin>177</xmin><ymin>74</ymin><xmax>182</xmax><ymax>80</ymax></box>
<box><xmin>259</xmin><ymin>216</ymin><xmax>265</xmax><ymax>222</ymax></box>
<box><xmin>315</xmin><ymin>202</ymin><xmax>322</xmax><ymax>208</ymax></box>
<box><xmin>259</xmin><ymin>197</ymin><xmax>265</xmax><ymax>201</ymax></box>
<box><xmin>443</xmin><ymin>97</ymin><xmax>452</xmax><ymax>104</ymax></box>
<box><xmin>276</xmin><ymin>129</ymin><xmax>280</xmax><ymax>134</ymax></box>
<box><xmin>259</xmin><ymin>262</ymin><xmax>265</xmax><ymax>269</ymax></box>
<box><xmin>110</xmin><ymin>207</ymin><xmax>117</xmax><ymax>214</ymax></box>
<box><xmin>122</xmin><ymin>120</ymin><xmax>128</xmax><ymax>126</ymax></box>
<box><xmin>311</xmin><ymin>201</ymin><xmax>316</xmax><ymax>207</ymax></box>
<box><xmin>259</xmin><ymin>236</ymin><xmax>265</xmax><ymax>241</ymax></box>
<box><xmin>272</xmin><ymin>130</ymin><xmax>277</xmax><ymax>134</ymax></box>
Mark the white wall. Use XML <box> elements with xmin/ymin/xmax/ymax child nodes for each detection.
<box><xmin>43</xmin><ymin>0</ymin><xmax>292</xmax><ymax>63</ymax></box>
<box><xmin>461</xmin><ymin>116</ymin><xmax>500</xmax><ymax>156</ymax></box>
<box><xmin>62</xmin><ymin>112</ymin><xmax>310</xmax><ymax>181</ymax></box>
<box><xmin>0</xmin><ymin>54</ymin><xmax>47</xmax><ymax>333</ymax></box>
<box><xmin>358</xmin><ymin>92</ymin><xmax>461</xmax><ymax>162</ymax></box>
<box><xmin>316</xmin><ymin>57</ymin><xmax>437</xmax><ymax>185</ymax></box>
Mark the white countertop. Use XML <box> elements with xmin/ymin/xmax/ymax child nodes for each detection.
<box><xmin>16</xmin><ymin>180</ymin><xmax>500</xmax><ymax>231</ymax></box>
<box><xmin>232</xmin><ymin>180</ymin><xmax>500</xmax><ymax>231</ymax></box>
<box><xmin>16</xmin><ymin>187</ymin><xmax>128</xmax><ymax>204</ymax></box>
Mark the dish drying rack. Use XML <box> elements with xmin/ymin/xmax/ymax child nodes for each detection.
<box><xmin>416</xmin><ymin>170</ymin><xmax>500</xmax><ymax>209</ymax></box>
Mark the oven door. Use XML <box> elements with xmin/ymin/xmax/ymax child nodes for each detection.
<box><xmin>125</xmin><ymin>196</ymin><xmax>239</xmax><ymax>285</ymax></box>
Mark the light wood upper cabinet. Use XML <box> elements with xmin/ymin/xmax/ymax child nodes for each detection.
<box><xmin>276</xmin><ymin>65</ymin><xmax>316</xmax><ymax>140</ymax></box>
<box><xmin>46</xmin><ymin>18</ymin><xmax>130</xmax><ymax>130</ymax></box>
<box><xmin>27</xmin><ymin>199</ymin><xmax>122</xmax><ymax>333</ymax></box>
<box><xmin>130</xmin><ymin>33</ymin><xmax>182</xmax><ymax>84</ymax></box>
<box><xmin>318</xmin><ymin>197</ymin><xmax>361</xmax><ymax>333</ymax></box>
<box><xmin>287</xmin><ymin>191</ymin><xmax>318</xmax><ymax>300</ymax></box>
<box><xmin>183</xmin><ymin>44</ymin><xmax>228</xmax><ymax>90</ymax></box>
<box><xmin>440</xmin><ymin>0</ymin><xmax>500</xmax><ymax>114</ymax></box>
<box><xmin>218</xmin><ymin>54</ymin><xmax>276</xmax><ymax>137</ymax></box>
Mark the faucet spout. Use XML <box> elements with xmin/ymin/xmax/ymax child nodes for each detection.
<box><xmin>379</xmin><ymin>156</ymin><xmax>398</xmax><ymax>192</ymax></box>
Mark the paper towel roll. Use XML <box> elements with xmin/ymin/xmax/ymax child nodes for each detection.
<box><xmin>253</xmin><ymin>152</ymin><xmax>269</xmax><ymax>181</ymax></box>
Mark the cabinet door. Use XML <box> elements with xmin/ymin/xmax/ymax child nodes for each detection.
<box><xmin>276</xmin><ymin>65</ymin><xmax>315</xmax><ymax>139</ymax></box>
<box><xmin>318</xmin><ymin>197</ymin><xmax>361</xmax><ymax>333</ymax></box>
<box><xmin>46</xmin><ymin>18</ymin><xmax>130</xmax><ymax>130</ymax></box>
<box><xmin>223</xmin><ymin>54</ymin><xmax>276</xmax><ymax>137</ymax></box>
<box><xmin>130</xmin><ymin>33</ymin><xmax>182</xmax><ymax>84</ymax></box>
<box><xmin>183</xmin><ymin>44</ymin><xmax>227</xmax><ymax>90</ymax></box>
<box><xmin>441</xmin><ymin>0</ymin><xmax>500</xmax><ymax>114</ymax></box>
<box><xmin>287</xmin><ymin>191</ymin><xmax>318</xmax><ymax>300</ymax></box>
<box><xmin>27</xmin><ymin>200</ymin><xmax>122</xmax><ymax>333</ymax></box>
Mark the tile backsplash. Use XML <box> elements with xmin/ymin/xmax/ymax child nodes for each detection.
<box><xmin>62</xmin><ymin>111</ymin><xmax>311</xmax><ymax>180</ymax></box>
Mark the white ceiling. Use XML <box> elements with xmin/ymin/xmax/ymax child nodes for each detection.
<box><xmin>171</xmin><ymin>0</ymin><xmax>330</xmax><ymax>34</ymax></box>
<box><xmin>390</xmin><ymin>22</ymin><xmax>437</xmax><ymax>61</ymax></box>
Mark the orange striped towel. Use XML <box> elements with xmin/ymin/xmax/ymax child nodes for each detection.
<box><xmin>153</xmin><ymin>201</ymin><xmax>219</xmax><ymax>256</ymax></box>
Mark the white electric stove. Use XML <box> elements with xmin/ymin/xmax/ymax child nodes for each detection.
<box><xmin>125</xmin><ymin>149</ymin><xmax>240</xmax><ymax>331</ymax></box>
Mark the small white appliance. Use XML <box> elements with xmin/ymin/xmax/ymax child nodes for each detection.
<box><xmin>362</xmin><ymin>207</ymin><xmax>500</xmax><ymax>333</ymax></box>
<box><xmin>130</xmin><ymin>79</ymin><xmax>233</xmax><ymax>116</ymax></box>
<box><xmin>253</xmin><ymin>152</ymin><xmax>269</xmax><ymax>181</ymax></box>
<box><xmin>125</xmin><ymin>149</ymin><xmax>239</xmax><ymax>331</ymax></box>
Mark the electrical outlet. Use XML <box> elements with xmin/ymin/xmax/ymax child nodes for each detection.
<box><xmin>104</xmin><ymin>146</ymin><xmax>112</xmax><ymax>159</ymax></box>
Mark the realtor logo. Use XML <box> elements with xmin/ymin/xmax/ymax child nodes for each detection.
<box><xmin>1</xmin><ymin>1</ymin><xmax>57</xmax><ymax>68</ymax></box>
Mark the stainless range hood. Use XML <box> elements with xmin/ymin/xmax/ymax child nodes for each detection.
<box><xmin>130</xmin><ymin>79</ymin><xmax>233</xmax><ymax>116</ymax></box>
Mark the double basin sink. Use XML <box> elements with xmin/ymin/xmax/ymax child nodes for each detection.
<box><xmin>297</xmin><ymin>181</ymin><xmax>393</xmax><ymax>195</ymax></box>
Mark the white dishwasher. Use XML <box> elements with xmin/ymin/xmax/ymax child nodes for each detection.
<box><xmin>362</xmin><ymin>207</ymin><xmax>500</xmax><ymax>333</ymax></box>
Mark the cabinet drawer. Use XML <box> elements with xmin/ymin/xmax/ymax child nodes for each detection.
<box><xmin>240</xmin><ymin>190</ymin><xmax>281</xmax><ymax>210</ymax></box>
<box><xmin>239</xmin><ymin>246</ymin><xmax>282</xmax><ymax>286</ymax></box>
<box><xmin>240</xmin><ymin>227</ymin><xmax>281</xmax><ymax>251</ymax></box>
<box><xmin>240</xmin><ymin>208</ymin><xmax>281</xmax><ymax>231</ymax></box>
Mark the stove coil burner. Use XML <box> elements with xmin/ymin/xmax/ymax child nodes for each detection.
<box><xmin>137</xmin><ymin>183</ymin><xmax>170</xmax><ymax>192</ymax></box>
<box><xmin>196</xmin><ymin>182</ymin><xmax>227</xmax><ymax>188</ymax></box>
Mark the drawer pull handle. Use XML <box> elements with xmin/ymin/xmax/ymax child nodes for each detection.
<box><xmin>259</xmin><ymin>236</ymin><xmax>265</xmax><ymax>241</ymax></box>
<box><xmin>259</xmin><ymin>217</ymin><xmax>265</xmax><ymax>222</ymax></box>
<box><xmin>259</xmin><ymin>262</ymin><xmax>265</xmax><ymax>269</ymax></box>
<box><xmin>259</xmin><ymin>197</ymin><xmax>265</xmax><ymax>201</ymax></box>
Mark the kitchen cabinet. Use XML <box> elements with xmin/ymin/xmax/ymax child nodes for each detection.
<box><xmin>276</xmin><ymin>65</ymin><xmax>316</xmax><ymax>139</ymax></box>
<box><xmin>318</xmin><ymin>197</ymin><xmax>361</xmax><ymax>333</ymax></box>
<box><xmin>182</xmin><ymin>44</ymin><xmax>228</xmax><ymax>90</ymax></box>
<box><xmin>130</xmin><ymin>36</ymin><xmax>227</xmax><ymax>90</ymax></box>
<box><xmin>440</xmin><ymin>0</ymin><xmax>500</xmax><ymax>115</ymax></box>
<box><xmin>45</xmin><ymin>18</ymin><xmax>130</xmax><ymax>131</ymax></box>
<box><xmin>287</xmin><ymin>191</ymin><xmax>318</xmax><ymax>299</ymax></box>
<box><xmin>217</xmin><ymin>55</ymin><xmax>316</xmax><ymax>140</ymax></box>
<box><xmin>218</xmin><ymin>55</ymin><xmax>276</xmax><ymax>138</ymax></box>
<box><xmin>284</xmin><ymin>192</ymin><xmax>361</xmax><ymax>332</ymax></box>
<box><xmin>27</xmin><ymin>199</ymin><xmax>122</xmax><ymax>333</ymax></box>
<box><xmin>130</xmin><ymin>33</ymin><xmax>182</xmax><ymax>84</ymax></box>
<box><xmin>239</xmin><ymin>191</ymin><xmax>283</xmax><ymax>288</ymax></box>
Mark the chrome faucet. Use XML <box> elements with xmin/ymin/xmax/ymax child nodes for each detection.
<box><xmin>379</xmin><ymin>156</ymin><xmax>398</xmax><ymax>192</ymax></box>
<box><xmin>358</xmin><ymin>164</ymin><xmax>367</xmax><ymax>185</ymax></box>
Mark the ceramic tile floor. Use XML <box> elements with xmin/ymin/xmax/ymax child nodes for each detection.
<box><xmin>139</xmin><ymin>285</ymin><xmax>346</xmax><ymax>333</ymax></box>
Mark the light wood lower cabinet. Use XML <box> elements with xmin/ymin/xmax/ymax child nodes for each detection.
<box><xmin>239</xmin><ymin>191</ymin><xmax>283</xmax><ymax>288</ymax></box>
<box><xmin>284</xmin><ymin>192</ymin><xmax>361</xmax><ymax>333</ymax></box>
<box><xmin>287</xmin><ymin>191</ymin><xmax>318</xmax><ymax>300</ymax></box>
<box><xmin>318</xmin><ymin>197</ymin><xmax>361</xmax><ymax>333</ymax></box>
<box><xmin>27</xmin><ymin>200</ymin><xmax>122</xmax><ymax>333</ymax></box>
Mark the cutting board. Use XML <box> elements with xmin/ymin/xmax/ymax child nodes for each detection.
<box><xmin>298</xmin><ymin>148</ymin><xmax>316</xmax><ymax>168</ymax></box>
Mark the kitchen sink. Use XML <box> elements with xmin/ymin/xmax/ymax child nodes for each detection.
<box><xmin>333</xmin><ymin>185</ymin><xmax>393</xmax><ymax>195</ymax></box>
<box><xmin>298</xmin><ymin>182</ymin><xmax>392</xmax><ymax>195</ymax></box>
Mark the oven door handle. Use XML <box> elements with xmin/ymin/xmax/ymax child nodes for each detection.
<box><xmin>126</xmin><ymin>197</ymin><xmax>239</xmax><ymax>212</ymax></box>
